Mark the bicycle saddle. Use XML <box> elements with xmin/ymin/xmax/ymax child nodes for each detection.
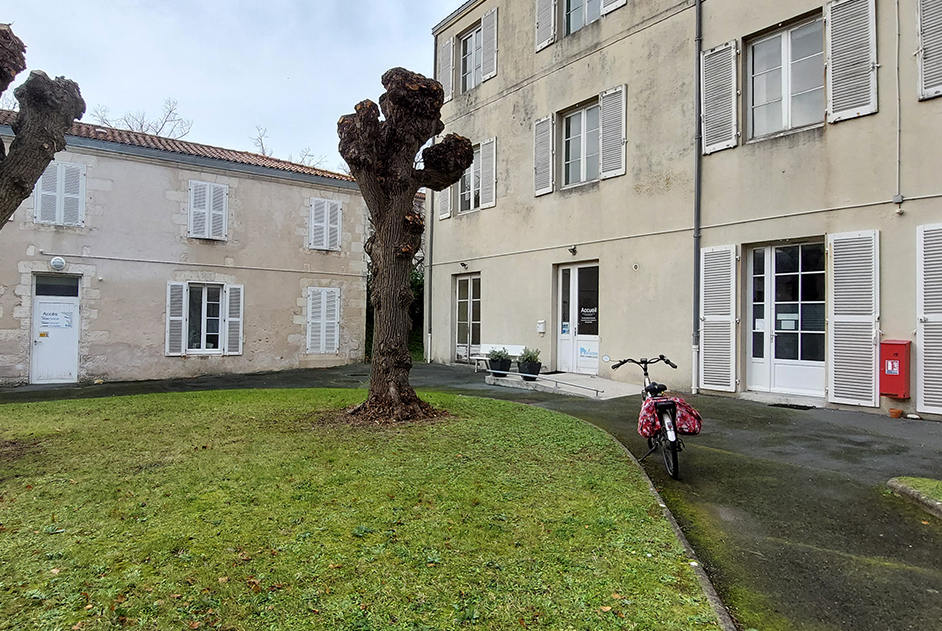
<box><xmin>645</xmin><ymin>383</ymin><xmax>668</xmax><ymax>396</ymax></box>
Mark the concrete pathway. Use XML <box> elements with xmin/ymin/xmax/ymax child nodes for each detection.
<box><xmin>2</xmin><ymin>362</ymin><xmax>941</xmax><ymax>630</ymax></box>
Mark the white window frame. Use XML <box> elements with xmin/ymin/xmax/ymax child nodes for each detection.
<box><xmin>309</xmin><ymin>197</ymin><xmax>342</xmax><ymax>251</ymax></box>
<box><xmin>307</xmin><ymin>286</ymin><xmax>341</xmax><ymax>354</ymax></box>
<box><xmin>459</xmin><ymin>145</ymin><xmax>483</xmax><ymax>213</ymax></box>
<box><xmin>563</xmin><ymin>102</ymin><xmax>601</xmax><ymax>187</ymax></box>
<box><xmin>166</xmin><ymin>281</ymin><xmax>243</xmax><ymax>357</ymax></box>
<box><xmin>33</xmin><ymin>161</ymin><xmax>86</xmax><ymax>227</ymax></box>
<box><xmin>566</xmin><ymin>0</ymin><xmax>601</xmax><ymax>35</ymax></box>
<box><xmin>461</xmin><ymin>26</ymin><xmax>483</xmax><ymax>93</ymax></box>
<box><xmin>746</xmin><ymin>17</ymin><xmax>825</xmax><ymax>140</ymax></box>
<box><xmin>187</xmin><ymin>180</ymin><xmax>229</xmax><ymax>241</ymax></box>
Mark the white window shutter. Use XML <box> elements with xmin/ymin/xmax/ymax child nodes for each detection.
<box><xmin>325</xmin><ymin>288</ymin><xmax>341</xmax><ymax>353</ymax></box>
<box><xmin>917</xmin><ymin>223</ymin><xmax>942</xmax><ymax>414</ymax></box>
<box><xmin>36</xmin><ymin>162</ymin><xmax>59</xmax><ymax>224</ymax></box>
<box><xmin>601</xmin><ymin>0</ymin><xmax>627</xmax><ymax>16</ymax></box>
<box><xmin>480</xmin><ymin>137</ymin><xmax>497</xmax><ymax>208</ymax></box>
<box><xmin>166</xmin><ymin>282</ymin><xmax>187</xmax><ymax>356</ymax></box>
<box><xmin>328</xmin><ymin>200</ymin><xmax>342</xmax><ymax>250</ymax></box>
<box><xmin>438</xmin><ymin>37</ymin><xmax>454</xmax><ymax>103</ymax></box>
<box><xmin>917</xmin><ymin>0</ymin><xmax>942</xmax><ymax>99</ymax></box>
<box><xmin>438</xmin><ymin>185</ymin><xmax>452</xmax><ymax>219</ymax></box>
<box><xmin>482</xmin><ymin>7</ymin><xmax>498</xmax><ymax>82</ymax></box>
<box><xmin>700</xmin><ymin>246</ymin><xmax>737</xmax><ymax>392</ymax></box>
<box><xmin>310</xmin><ymin>198</ymin><xmax>328</xmax><ymax>248</ymax></box>
<box><xmin>701</xmin><ymin>41</ymin><xmax>739</xmax><ymax>154</ymax></box>
<box><xmin>189</xmin><ymin>181</ymin><xmax>209</xmax><ymax>238</ymax></box>
<box><xmin>533</xmin><ymin>115</ymin><xmax>554</xmax><ymax>196</ymax></box>
<box><xmin>826</xmin><ymin>0</ymin><xmax>878</xmax><ymax>122</ymax></box>
<box><xmin>209</xmin><ymin>184</ymin><xmax>228</xmax><ymax>240</ymax></box>
<box><xmin>224</xmin><ymin>284</ymin><xmax>244</xmax><ymax>356</ymax></box>
<box><xmin>61</xmin><ymin>164</ymin><xmax>85</xmax><ymax>226</ymax></box>
<box><xmin>828</xmin><ymin>230</ymin><xmax>879</xmax><ymax>406</ymax></box>
<box><xmin>599</xmin><ymin>85</ymin><xmax>626</xmax><ymax>179</ymax></box>
<box><xmin>307</xmin><ymin>288</ymin><xmax>323</xmax><ymax>353</ymax></box>
<box><xmin>535</xmin><ymin>0</ymin><xmax>556</xmax><ymax>52</ymax></box>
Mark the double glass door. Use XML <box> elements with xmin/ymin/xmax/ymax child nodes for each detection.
<box><xmin>455</xmin><ymin>275</ymin><xmax>481</xmax><ymax>362</ymax></box>
<box><xmin>558</xmin><ymin>264</ymin><xmax>599</xmax><ymax>374</ymax></box>
<box><xmin>747</xmin><ymin>243</ymin><xmax>826</xmax><ymax>396</ymax></box>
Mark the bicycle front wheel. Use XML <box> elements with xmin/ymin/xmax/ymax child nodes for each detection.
<box><xmin>660</xmin><ymin>411</ymin><xmax>679</xmax><ymax>479</ymax></box>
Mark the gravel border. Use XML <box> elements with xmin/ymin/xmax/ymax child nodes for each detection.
<box><xmin>888</xmin><ymin>478</ymin><xmax>942</xmax><ymax>521</ymax></box>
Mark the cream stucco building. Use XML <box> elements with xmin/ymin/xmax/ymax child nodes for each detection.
<box><xmin>0</xmin><ymin>112</ymin><xmax>368</xmax><ymax>385</ymax></box>
<box><xmin>426</xmin><ymin>0</ymin><xmax>942</xmax><ymax>417</ymax></box>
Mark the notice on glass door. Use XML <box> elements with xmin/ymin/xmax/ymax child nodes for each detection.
<box><xmin>40</xmin><ymin>311</ymin><xmax>73</xmax><ymax>328</ymax></box>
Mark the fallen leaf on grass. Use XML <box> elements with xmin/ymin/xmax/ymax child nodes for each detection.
<box><xmin>611</xmin><ymin>593</ymin><xmax>622</xmax><ymax>599</ymax></box>
<box><xmin>218</xmin><ymin>576</ymin><xmax>229</xmax><ymax>584</ymax></box>
<box><xmin>328</xmin><ymin>563</ymin><xmax>342</xmax><ymax>569</ymax></box>
<box><xmin>599</xmin><ymin>606</ymin><xmax>612</xmax><ymax>612</ymax></box>
<box><xmin>246</xmin><ymin>578</ymin><xmax>262</xmax><ymax>593</ymax></box>
<box><xmin>188</xmin><ymin>622</ymin><xmax>201</xmax><ymax>630</ymax></box>
<box><xmin>50</xmin><ymin>567</ymin><xmax>61</xmax><ymax>575</ymax></box>
<box><xmin>922</xmin><ymin>521</ymin><xmax>930</xmax><ymax>525</ymax></box>
<box><xmin>84</xmin><ymin>604</ymin><xmax>93</xmax><ymax>610</ymax></box>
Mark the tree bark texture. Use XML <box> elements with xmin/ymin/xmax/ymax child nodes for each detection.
<box><xmin>339</xmin><ymin>68</ymin><xmax>472</xmax><ymax>422</ymax></box>
<box><xmin>0</xmin><ymin>24</ymin><xmax>85</xmax><ymax>228</ymax></box>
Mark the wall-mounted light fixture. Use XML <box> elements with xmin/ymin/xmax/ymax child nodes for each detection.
<box><xmin>459</xmin><ymin>262</ymin><xmax>468</xmax><ymax>269</ymax></box>
<box><xmin>50</xmin><ymin>256</ymin><xmax>67</xmax><ymax>271</ymax></box>
<box><xmin>568</xmin><ymin>245</ymin><xmax>578</xmax><ymax>255</ymax></box>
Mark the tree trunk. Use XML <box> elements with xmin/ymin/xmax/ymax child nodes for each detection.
<box><xmin>339</xmin><ymin>68</ymin><xmax>472</xmax><ymax>422</ymax></box>
<box><xmin>0</xmin><ymin>25</ymin><xmax>85</xmax><ymax>229</ymax></box>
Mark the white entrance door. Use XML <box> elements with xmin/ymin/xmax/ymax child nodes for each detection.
<box><xmin>31</xmin><ymin>276</ymin><xmax>81</xmax><ymax>384</ymax></box>
<box><xmin>558</xmin><ymin>264</ymin><xmax>599</xmax><ymax>374</ymax></box>
<box><xmin>746</xmin><ymin>244</ymin><xmax>826</xmax><ymax>397</ymax></box>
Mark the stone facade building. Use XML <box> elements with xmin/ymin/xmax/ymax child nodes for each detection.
<box><xmin>426</xmin><ymin>0</ymin><xmax>942</xmax><ymax>416</ymax></box>
<box><xmin>0</xmin><ymin>112</ymin><xmax>368</xmax><ymax>385</ymax></box>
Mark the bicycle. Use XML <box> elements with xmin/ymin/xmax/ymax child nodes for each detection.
<box><xmin>602</xmin><ymin>354</ymin><xmax>686</xmax><ymax>479</ymax></box>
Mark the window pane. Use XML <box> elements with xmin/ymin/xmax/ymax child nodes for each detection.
<box><xmin>206</xmin><ymin>318</ymin><xmax>219</xmax><ymax>334</ymax></box>
<box><xmin>775</xmin><ymin>333</ymin><xmax>799</xmax><ymax>360</ymax></box>
<box><xmin>587</xmin><ymin>0</ymin><xmax>601</xmax><ymax>23</ymax></box>
<box><xmin>753</xmin><ymin>69</ymin><xmax>783</xmax><ymax>106</ymax></box>
<box><xmin>776</xmin><ymin>274</ymin><xmax>799</xmax><ymax>302</ymax></box>
<box><xmin>801</xmin><ymin>273</ymin><xmax>825</xmax><ymax>302</ymax></box>
<box><xmin>458</xmin><ymin>280</ymin><xmax>468</xmax><ymax>301</ymax></box>
<box><xmin>790</xmin><ymin>55</ymin><xmax>824</xmax><ymax>95</ymax></box>
<box><xmin>472</xmin><ymin>300</ymin><xmax>481</xmax><ymax>322</ymax></box>
<box><xmin>35</xmin><ymin>276</ymin><xmax>80</xmax><ymax>297</ymax></box>
<box><xmin>753</xmin><ymin>276</ymin><xmax>765</xmax><ymax>303</ymax></box>
<box><xmin>472</xmin><ymin>277</ymin><xmax>481</xmax><ymax>299</ymax></box>
<box><xmin>567</xmin><ymin>0</ymin><xmax>584</xmax><ymax>33</ymax></box>
<box><xmin>800</xmin><ymin>333</ymin><xmax>825</xmax><ymax>362</ymax></box>
<box><xmin>457</xmin><ymin>322</ymin><xmax>469</xmax><ymax>343</ymax></box>
<box><xmin>585</xmin><ymin>153</ymin><xmax>600</xmax><ymax>181</ymax></box>
<box><xmin>207</xmin><ymin>286</ymin><xmax>221</xmax><ymax>302</ymax></box>
<box><xmin>801</xmin><ymin>303</ymin><xmax>825</xmax><ymax>331</ymax></box>
<box><xmin>791</xmin><ymin>20</ymin><xmax>823</xmax><ymax>61</ymax></box>
<box><xmin>752</xmin><ymin>37</ymin><xmax>782</xmax><ymax>74</ymax></box>
<box><xmin>577</xmin><ymin>266</ymin><xmax>599</xmax><ymax>336</ymax></box>
<box><xmin>801</xmin><ymin>243</ymin><xmax>826</xmax><ymax>271</ymax></box>
<box><xmin>471</xmin><ymin>323</ymin><xmax>481</xmax><ymax>345</ymax></box>
<box><xmin>753</xmin><ymin>303</ymin><xmax>764</xmax><ymax>326</ymax></box>
<box><xmin>205</xmin><ymin>334</ymin><xmax>219</xmax><ymax>350</ymax></box>
<box><xmin>753</xmin><ymin>102</ymin><xmax>783</xmax><ymax>136</ymax></box>
<box><xmin>457</xmin><ymin>300</ymin><xmax>469</xmax><ymax>324</ymax></box>
<box><xmin>753</xmin><ymin>332</ymin><xmax>765</xmax><ymax>359</ymax></box>
<box><xmin>775</xmin><ymin>303</ymin><xmax>799</xmax><ymax>331</ymax></box>
<box><xmin>776</xmin><ymin>246</ymin><xmax>800</xmax><ymax>273</ymax></box>
<box><xmin>561</xmin><ymin>269</ymin><xmax>571</xmax><ymax>326</ymax></box>
<box><xmin>188</xmin><ymin>286</ymin><xmax>203</xmax><ymax>349</ymax></box>
<box><xmin>791</xmin><ymin>88</ymin><xmax>825</xmax><ymax>128</ymax></box>
<box><xmin>753</xmin><ymin>249</ymin><xmax>765</xmax><ymax>275</ymax></box>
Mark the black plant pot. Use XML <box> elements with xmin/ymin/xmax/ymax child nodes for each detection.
<box><xmin>489</xmin><ymin>358</ymin><xmax>512</xmax><ymax>376</ymax></box>
<box><xmin>519</xmin><ymin>361</ymin><xmax>542</xmax><ymax>381</ymax></box>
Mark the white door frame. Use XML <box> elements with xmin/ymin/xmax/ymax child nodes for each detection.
<box><xmin>30</xmin><ymin>276</ymin><xmax>81</xmax><ymax>384</ymax></box>
<box><xmin>557</xmin><ymin>263</ymin><xmax>600</xmax><ymax>374</ymax></box>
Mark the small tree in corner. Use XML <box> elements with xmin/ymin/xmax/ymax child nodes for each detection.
<box><xmin>0</xmin><ymin>24</ymin><xmax>85</xmax><ymax>230</ymax></box>
<box><xmin>338</xmin><ymin>67</ymin><xmax>472</xmax><ymax>422</ymax></box>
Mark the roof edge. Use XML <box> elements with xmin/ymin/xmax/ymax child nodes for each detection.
<box><xmin>0</xmin><ymin>125</ymin><xmax>360</xmax><ymax>192</ymax></box>
<box><xmin>432</xmin><ymin>0</ymin><xmax>487</xmax><ymax>36</ymax></box>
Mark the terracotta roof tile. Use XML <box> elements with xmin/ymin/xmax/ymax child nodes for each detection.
<box><xmin>0</xmin><ymin>109</ymin><xmax>353</xmax><ymax>182</ymax></box>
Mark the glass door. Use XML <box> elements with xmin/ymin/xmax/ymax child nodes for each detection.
<box><xmin>455</xmin><ymin>275</ymin><xmax>481</xmax><ymax>362</ymax></box>
<box><xmin>558</xmin><ymin>264</ymin><xmax>600</xmax><ymax>374</ymax></box>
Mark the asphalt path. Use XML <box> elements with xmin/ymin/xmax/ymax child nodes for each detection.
<box><xmin>3</xmin><ymin>363</ymin><xmax>941</xmax><ymax>630</ymax></box>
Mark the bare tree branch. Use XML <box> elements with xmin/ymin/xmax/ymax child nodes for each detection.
<box><xmin>251</xmin><ymin>125</ymin><xmax>272</xmax><ymax>157</ymax></box>
<box><xmin>91</xmin><ymin>97</ymin><xmax>192</xmax><ymax>139</ymax></box>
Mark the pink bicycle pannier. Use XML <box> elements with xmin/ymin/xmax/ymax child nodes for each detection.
<box><xmin>637</xmin><ymin>396</ymin><xmax>702</xmax><ymax>437</ymax></box>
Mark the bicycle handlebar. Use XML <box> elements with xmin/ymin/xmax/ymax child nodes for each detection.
<box><xmin>610</xmin><ymin>354</ymin><xmax>677</xmax><ymax>371</ymax></box>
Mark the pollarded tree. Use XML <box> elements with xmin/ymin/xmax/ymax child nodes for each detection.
<box><xmin>0</xmin><ymin>24</ymin><xmax>86</xmax><ymax>229</ymax></box>
<box><xmin>338</xmin><ymin>67</ymin><xmax>472</xmax><ymax>422</ymax></box>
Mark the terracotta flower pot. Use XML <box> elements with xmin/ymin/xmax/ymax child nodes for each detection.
<box><xmin>889</xmin><ymin>408</ymin><xmax>904</xmax><ymax>419</ymax></box>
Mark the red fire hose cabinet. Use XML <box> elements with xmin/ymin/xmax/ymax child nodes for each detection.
<box><xmin>880</xmin><ymin>340</ymin><xmax>911</xmax><ymax>399</ymax></box>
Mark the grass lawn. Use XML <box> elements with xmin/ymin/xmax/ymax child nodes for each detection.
<box><xmin>0</xmin><ymin>389</ymin><xmax>720</xmax><ymax>630</ymax></box>
<box><xmin>894</xmin><ymin>477</ymin><xmax>942</xmax><ymax>504</ymax></box>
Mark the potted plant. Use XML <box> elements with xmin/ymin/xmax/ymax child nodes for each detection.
<box><xmin>487</xmin><ymin>347</ymin><xmax>512</xmax><ymax>376</ymax></box>
<box><xmin>518</xmin><ymin>347</ymin><xmax>542</xmax><ymax>381</ymax></box>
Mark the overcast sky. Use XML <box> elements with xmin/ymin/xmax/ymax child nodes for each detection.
<box><xmin>6</xmin><ymin>0</ymin><xmax>459</xmax><ymax>172</ymax></box>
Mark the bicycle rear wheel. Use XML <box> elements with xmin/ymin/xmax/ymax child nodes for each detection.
<box><xmin>660</xmin><ymin>411</ymin><xmax>679</xmax><ymax>479</ymax></box>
